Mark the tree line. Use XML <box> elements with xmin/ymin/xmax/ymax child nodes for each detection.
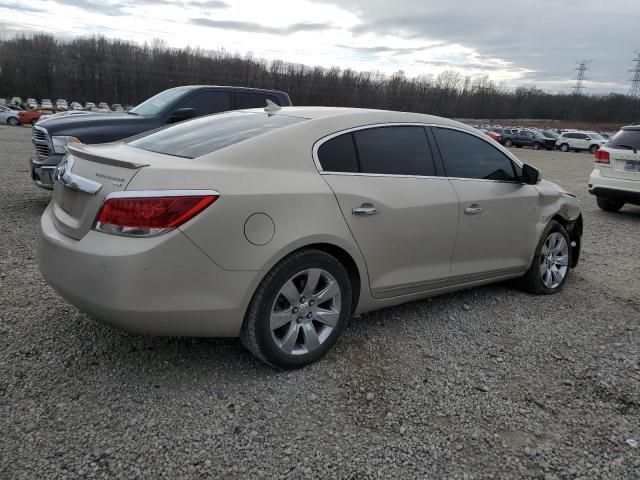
<box><xmin>0</xmin><ymin>33</ymin><xmax>638</xmax><ymax>123</ymax></box>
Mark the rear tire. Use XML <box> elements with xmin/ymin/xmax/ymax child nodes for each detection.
<box><xmin>560</xmin><ymin>143</ymin><xmax>569</xmax><ymax>152</ymax></box>
<box><xmin>505</xmin><ymin>139</ymin><xmax>513</xmax><ymax>147</ymax></box>
<box><xmin>7</xmin><ymin>116</ymin><xmax>18</xmax><ymax>126</ymax></box>
<box><xmin>518</xmin><ymin>221</ymin><xmax>571</xmax><ymax>295</ymax></box>
<box><xmin>240</xmin><ymin>249</ymin><xmax>352</xmax><ymax>369</ymax></box>
<box><xmin>533</xmin><ymin>142</ymin><xmax>541</xmax><ymax>150</ymax></box>
<box><xmin>596</xmin><ymin>197</ymin><xmax>624</xmax><ymax>212</ymax></box>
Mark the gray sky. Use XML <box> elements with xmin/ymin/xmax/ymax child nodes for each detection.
<box><xmin>1</xmin><ymin>0</ymin><xmax>637</xmax><ymax>93</ymax></box>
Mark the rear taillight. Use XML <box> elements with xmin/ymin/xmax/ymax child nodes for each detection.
<box><xmin>595</xmin><ymin>149</ymin><xmax>610</xmax><ymax>164</ymax></box>
<box><xmin>94</xmin><ymin>191</ymin><xmax>219</xmax><ymax>237</ymax></box>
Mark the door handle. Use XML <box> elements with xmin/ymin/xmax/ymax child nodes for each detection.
<box><xmin>464</xmin><ymin>204</ymin><xmax>483</xmax><ymax>215</ymax></box>
<box><xmin>352</xmin><ymin>204</ymin><xmax>379</xmax><ymax>216</ymax></box>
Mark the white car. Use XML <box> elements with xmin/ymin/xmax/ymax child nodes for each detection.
<box><xmin>556</xmin><ymin>131</ymin><xmax>606</xmax><ymax>153</ymax></box>
<box><xmin>55</xmin><ymin>99</ymin><xmax>68</xmax><ymax>111</ymax></box>
<box><xmin>0</xmin><ymin>104</ymin><xmax>20</xmax><ymax>126</ymax></box>
<box><xmin>26</xmin><ymin>98</ymin><xmax>38</xmax><ymax>109</ymax></box>
<box><xmin>589</xmin><ymin>125</ymin><xmax>640</xmax><ymax>211</ymax></box>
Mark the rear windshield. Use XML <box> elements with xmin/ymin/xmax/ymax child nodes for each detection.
<box><xmin>128</xmin><ymin>111</ymin><xmax>305</xmax><ymax>158</ymax></box>
<box><xmin>605</xmin><ymin>129</ymin><xmax>640</xmax><ymax>151</ymax></box>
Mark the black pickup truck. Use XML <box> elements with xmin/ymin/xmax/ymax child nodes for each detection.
<box><xmin>30</xmin><ymin>85</ymin><xmax>292</xmax><ymax>189</ymax></box>
<box><xmin>501</xmin><ymin>129</ymin><xmax>556</xmax><ymax>150</ymax></box>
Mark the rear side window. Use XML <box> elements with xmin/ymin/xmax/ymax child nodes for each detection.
<box><xmin>353</xmin><ymin>126</ymin><xmax>435</xmax><ymax>176</ymax></box>
<box><xmin>317</xmin><ymin>134</ymin><xmax>359</xmax><ymax>173</ymax></box>
<box><xmin>129</xmin><ymin>112</ymin><xmax>304</xmax><ymax>158</ymax></box>
<box><xmin>605</xmin><ymin>129</ymin><xmax>640</xmax><ymax>150</ymax></box>
<box><xmin>178</xmin><ymin>91</ymin><xmax>231</xmax><ymax>116</ymax></box>
<box><xmin>236</xmin><ymin>92</ymin><xmax>281</xmax><ymax>109</ymax></box>
<box><xmin>433</xmin><ymin>128</ymin><xmax>517</xmax><ymax>181</ymax></box>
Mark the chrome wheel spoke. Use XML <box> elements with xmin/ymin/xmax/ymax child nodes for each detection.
<box><xmin>555</xmin><ymin>255</ymin><xmax>568</xmax><ymax>266</ymax></box>
<box><xmin>303</xmin><ymin>268</ymin><xmax>322</xmax><ymax>298</ymax></box>
<box><xmin>279</xmin><ymin>279</ymin><xmax>301</xmax><ymax>305</ymax></box>
<box><xmin>270</xmin><ymin>309</ymin><xmax>293</xmax><ymax>330</ymax></box>
<box><xmin>301</xmin><ymin>322</ymin><xmax>320</xmax><ymax>351</ymax></box>
<box><xmin>280</xmin><ymin>323</ymin><xmax>300</xmax><ymax>354</ymax></box>
<box><xmin>543</xmin><ymin>268</ymin><xmax>553</xmax><ymax>288</ymax></box>
<box><xmin>314</xmin><ymin>308</ymin><xmax>339</xmax><ymax>327</ymax></box>
<box><xmin>314</xmin><ymin>280</ymin><xmax>340</xmax><ymax>303</ymax></box>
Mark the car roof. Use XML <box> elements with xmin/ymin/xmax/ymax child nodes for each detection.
<box><xmin>622</xmin><ymin>125</ymin><xmax>640</xmax><ymax>131</ymax></box>
<box><xmin>181</xmin><ymin>85</ymin><xmax>289</xmax><ymax>95</ymax></box>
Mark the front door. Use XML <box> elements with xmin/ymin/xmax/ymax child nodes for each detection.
<box><xmin>431</xmin><ymin>127</ymin><xmax>539</xmax><ymax>280</ymax></box>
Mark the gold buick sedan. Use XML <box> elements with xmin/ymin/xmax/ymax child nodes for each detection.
<box><xmin>39</xmin><ymin>106</ymin><xmax>582</xmax><ymax>368</ymax></box>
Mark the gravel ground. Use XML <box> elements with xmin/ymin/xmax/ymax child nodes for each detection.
<box><xmin>1</xmin><ymin>124</ymin><xmax>639</xmax><ymax>479</ymax></box>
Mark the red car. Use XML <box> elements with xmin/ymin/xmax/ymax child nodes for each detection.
<box><xmin>482</xmin><ymin>129</ymin><xmax>502</xmax><ymax>144</ymax></box>
<box><xmin>19</xmin><ymin>109</ymin><xmax>42</xmax><ymax>125</ymax></box>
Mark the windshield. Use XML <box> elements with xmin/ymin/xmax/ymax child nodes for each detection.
<box><xmin>129</xmin><ymin>87</ymin><xmax>190</xmax><ymax>116</ymax></box>
<box><xmin>128</xmin><ymin>111</ymin><xmax>305</xmax><ymax>158</ymax></box>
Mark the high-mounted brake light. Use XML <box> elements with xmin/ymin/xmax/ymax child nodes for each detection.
<box><xmin>94</xmin><ymin>191</ymin><xmax>219</xmax><ymax>237</ymax></box>
<box><xmin>595</xmin><ymin>149</ymin><xmax>610</xmax><ymax>164</ymax></box>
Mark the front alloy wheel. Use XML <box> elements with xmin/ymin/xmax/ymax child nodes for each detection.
<box><xmin>560</xmin><ymin>143</ymin><xmax>569</xmax><ymax>152</ymax></box>
<box><xmin>539</xmin><ymin>232</ymin><xmax>569</xmax><ymax>289</ymax></box>
<box><xmin>518</xmin><ymin>220</ymin><xmax>572</xmax><ymax>294</ymax></box>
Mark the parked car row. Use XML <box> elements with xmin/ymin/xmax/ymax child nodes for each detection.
<box><xmin>471</xmin><ymin>123</ymin><xmax>615</xmax><ymax>153</ymax></box>
<box><xmin>0</xmin><ymin>96</ymin><xmax>133</xmax><ymax>115</ymax></box>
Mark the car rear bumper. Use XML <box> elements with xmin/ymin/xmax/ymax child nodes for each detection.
<box><xmin>30</xmin><ymin>153</ymin><xmax>64</xmax><ymax>189</ymax></box>
<box><xmin>588</xmin><ymin>168</ymin><xmax>640</xmax><ymax>205</ymax></box>
<box><xmin>39</xmin><ymin>204</ymin><xmax>259</xmax><ymax>337</ymax></box>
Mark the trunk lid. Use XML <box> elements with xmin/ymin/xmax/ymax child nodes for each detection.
<box><xmin>51</xmin><ymin>144</ymin><xmax>150</xmax><ymax>239</ymax></box>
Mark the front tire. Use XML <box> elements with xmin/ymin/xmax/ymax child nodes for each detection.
<box><xmin>533</xmin><ymin>142</ymin><xmax>541</xmax><ymax>150</ymax></box>
<box><xmin>596</xmin><ymin>197</ymin><xmax>624</xmax><ymax>212</ymax></box>
<box><xmin>518</xmin><ymin>221</ymin><xmax>571</xmax><ymax>295</ymax></box>
<box><xmin>240</xmin><ymin>249</ymin><xmax>352</xmax><ymax>369</ymax></box>
<box><xmin>7</xmin><ymin>116</ymin><xmax>18</xmax><ymax>126</ymax></box>
<box><xmin>505</xmin><ymin>139</ymin><xmax>513</xmax><ymax>147</ymax></box>
<box><xmin>559</xmin><ymin>143</ymin><xmax>569</xmax><ymax>152</ymax></box>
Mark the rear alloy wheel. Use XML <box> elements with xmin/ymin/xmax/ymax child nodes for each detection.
<box><xmin>560</xmin><ymin>143</ymin><xmax>569</xmax><ymax>152</ymax></box>
<box><xmin>7</xmin><ymin>116</ymin><xmax>18</xmax><ymax>126</ymax></box>
<box><xmin>241</xmin><ymin>249</ymin><xmax>352</xmax><ymax>369</ymax></box>
<box><xmin>596</xmin><ymin>196</ymin><xmax>624</xmax><ymax>212</ymax></box>
<box><xmin>518</xmin><ymin>221</ymin><xmax>571</xmax><ymax>294</ymax></box>
<box><xmin>589</xmin><ymin>144</ymin><xmax>599</xmax><ymax>154</ymax></box>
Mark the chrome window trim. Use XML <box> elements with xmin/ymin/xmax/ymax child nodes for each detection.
<box><xmin>104</xmin><ymin>189</ymin><xmax>220</xmax><ymax>200</ymax></box>
<box><xmin>312</xmin><ymin>122</ymin><xmax>524</xmax><ymax>180</ymax></box>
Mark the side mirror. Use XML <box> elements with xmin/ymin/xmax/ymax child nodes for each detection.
<box><xmin>168</xmin><ymin>107</ymin><xmax>195</xmax><ymax>123</ymax></box>
<box><xmin>521</xmin><ymin>163</ymin><xmax>540</xmax><ymax>185</ymax></box>
<box><xmin>585</xmin><ymin>137</ymin><xmax>591</xmax><ymax>141</ymax></box>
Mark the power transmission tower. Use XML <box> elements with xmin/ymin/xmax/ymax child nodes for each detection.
<box><xmin>572</xmin><ymin>59</ymin><xmax>592</xmax><ymax>95</ymax></box>
<box><xmin>630</xmin><ymin>51</ymin><xmax>640</xmax><ymax>98</ymax></box>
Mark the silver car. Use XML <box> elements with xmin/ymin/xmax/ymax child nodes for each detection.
<box><xmin>0</xmin><ymin>105</ymin><xmax>20</xmax><ymax>126</ymax></box>
<box><xmin>39</xmin><ymin>107</ymin><xmax>582</xmax><ymax>368</ymax></box>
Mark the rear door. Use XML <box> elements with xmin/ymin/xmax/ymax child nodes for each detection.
<box><xmin>431</xmin><ymin>126</ymin><xmax>539</xmax><ymax>279</ymax></box>
<box><xmin>317</xmin><ymin>125</ymin><xmax>459</xmax><ymax>298</ymax></box>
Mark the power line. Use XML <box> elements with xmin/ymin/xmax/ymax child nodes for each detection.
<box><xmin>630</xmin><ymin>51</ymin><xmax>640</xmax><ymax>98</ymax></box>
<box><xmin>572</xmin><ymin>59</ymin><xmax>592</xmax><ymax>95</ymax></box>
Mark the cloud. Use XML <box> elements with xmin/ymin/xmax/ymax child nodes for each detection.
<box><xmin>48</xmin><ymin>0</ymin><xmax>229</xmax><ymax>16</ymax></box>
<box><xmin>190</xmin><ymin>18</ymin><xmax>332</xmax><ymax>35</ymax></box>
<box><xmin>336</xmin><ymin>42</ymin><xmax>448</xmax><ymax>55</ymax></box>
<box><xmin>52</xmin><ymin>0</ymin><xmax>128</xmax><ymax>16</ymax></box>
<box><xmin>311</xmin><ymin>0</ymin><xmax>639</xmax><ymax>92</ymax></box>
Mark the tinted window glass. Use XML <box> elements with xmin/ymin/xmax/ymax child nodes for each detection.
<box><xmin>129</xmin><ymin>112</ymin><xmax>304</xmax><ymax>158</ymax></box>
<box><xmin>605</xmin><ymin>129</ymin><xmax>640</xmax><ymax>150</ymax></box>
<box><xmin>178</xmin><ymin>91</ymin><xmax>231</xmax><ymax>116</ymax></box>
<box><xmin>236</xmin><ymin>92</ymin><xmax>281</xmax><ymax>109</ymax></box>
<box><xmin>434</xmin><ymin>128</ymin><xmax>516</xmax><ymax>181</ymax></box>
<box><xmin>317</xmin><ymin>134</ymin><xmax>359</xmax><ymax>172</ymax></box>
<box><xmin>353</xmin><ymin>126</ymin><xmax>435</xmax><ymax>176</ymax></box>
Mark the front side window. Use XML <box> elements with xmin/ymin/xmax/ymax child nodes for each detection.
<box><xmin>433</xmin><ymin>128</ymin><xmax>517</xmax><ymax>181</ymax></box>
<box><xmin>129</xmin><ymin>87</ymin><xmax>190</xmax><ymax>116</ymax></box>
<box><xmin>129</xmin><ymin>112</ymin><xmax>305</xmax><ymax>158</ymax></box>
